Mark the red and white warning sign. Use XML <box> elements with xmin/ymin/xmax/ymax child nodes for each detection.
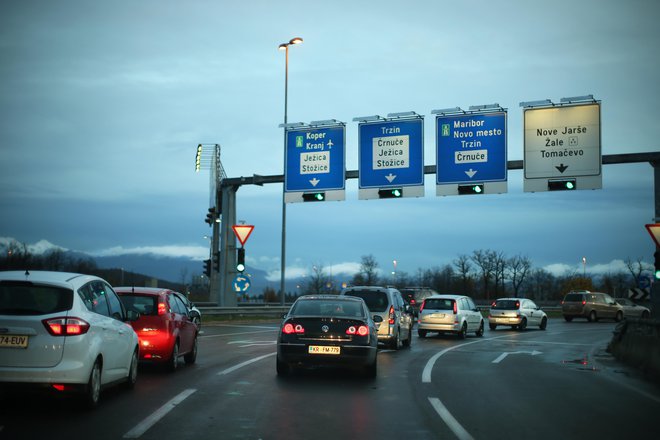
<box><xmin>232</xmin><ymin>224</ymin><xmax>255</xmax><ymax>246</ymax></box>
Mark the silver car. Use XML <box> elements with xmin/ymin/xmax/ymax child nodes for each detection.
<box><xmin>615</xmin><ymin>298</ymin><xmax>651</xmax><ymax>319</ymax></box>
<box><xmin>417</xmin><ymin>294</ymin><xmax>484</xmax><ymax>339</ymax></box>
<box><xmin>488</xmin><ymin>298</ymin><xmax>548</xmax><ymax>331</ymax></box>
<box><xmin>0</xmin><ymin>271</ymin><xmax>140</xmax><ymax>408</ymax></box>
<box><xmin>341</xmin><ymin>286</ymin><xmax>413</xmax><ymax>349</ymax></box>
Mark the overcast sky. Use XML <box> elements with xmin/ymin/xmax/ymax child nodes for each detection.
<box><xmin>1</xmin><ymin>0</ymin><xmax>659</xmax><ymax>282</ymax></box>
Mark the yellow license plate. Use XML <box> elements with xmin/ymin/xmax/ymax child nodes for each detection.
<box><xmin>308</xmin><ymin>345</ymin><xmax>340</xmax><ymax>355</ymax></box>
<box><xmin>0</xmin><ymin>334</ymin><xmax>29</xmax><ymax>349</ymax></box>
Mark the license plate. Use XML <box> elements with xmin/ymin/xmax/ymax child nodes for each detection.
<box><xmin>308</xmin><ymin>345</ymin><xmax>340</xmax><ymax>355</ymax></box>
<box><xmin>0</xmin><ymin>334</ymin><xmax>29</xmax><ymax>349</ymax></box>
<box><xmin>431</xmin><ymin>313</ymin><xmax>446</xmax><ymax>319</ymax></box>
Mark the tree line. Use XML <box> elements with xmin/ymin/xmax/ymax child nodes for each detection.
<box><xmin>302</xmin><ymin>251</ymin><xmax>649</xmax><ymax>302</ymax></box>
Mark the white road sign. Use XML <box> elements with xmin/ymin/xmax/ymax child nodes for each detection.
<box><xmin>524</xmin><ymin>103</ymin><xmax>601</xmax><ymax>179</ymax></box>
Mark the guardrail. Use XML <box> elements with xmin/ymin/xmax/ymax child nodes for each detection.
<box><xmin>198</xmin><ymin>305</ymin><xmax>562</xmax><ymax>320</ymax></box>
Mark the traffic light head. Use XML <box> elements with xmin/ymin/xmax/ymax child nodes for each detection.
<box><xmin>378</xmin><ymin>188</ymin><xmax>402</xmax><ymax>199</ymax></box>
<box><xmin>203</xmin><ymin>259</ymin><xmax>211</xmax><ymax>277</ymax></box>
<box><xmin>302</xmin><ymin>192</ymin><xmax>325</xmax><ymax>202</ymax></box>
<box><xmin>205</xmin><ymin>207</ymin><xmax>216</xmax><ymax>225</ymax></box>
<box><xmin>457</xmin><ymin>184</ymin><xmax>484</xmax><ymax>195</ymax></box>
<box><xmin>237</xmin><ymin>247</ymin><xmax>246</xmax><ymax>272</ymax></box>
<box><xmin>548</xmin><ymin>179</ymin><xmax>576</xmax><ymax>191</ymax></box>
<box><xmin>654</xmin><ymin>251</ymin><xmax>660</xmax><ymax>280</ymax></box>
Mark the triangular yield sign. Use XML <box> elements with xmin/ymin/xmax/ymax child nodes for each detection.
<box><xmin>645</xmin><ymin>224</ymin><xmax>660</xmax><ymax>248</ymax></box>
<box><xmin>232</xmin><ymin>225</ymin><xmax>254</xmax><ymax>246</ymax></box>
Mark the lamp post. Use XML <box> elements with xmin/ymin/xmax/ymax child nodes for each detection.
<box><xmin>278</xmin><ymin>37</ymin><xmax>303</xmax><ymax>305</ymax></box>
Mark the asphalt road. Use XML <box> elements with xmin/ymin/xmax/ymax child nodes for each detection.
<box><xmin>2</xmin><ymin>319</ymin><xmax>659</xmax><ymax>440</ymax></box>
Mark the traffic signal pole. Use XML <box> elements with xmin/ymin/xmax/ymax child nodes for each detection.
<box><xmin>652</xmin><ymin>160</ymin><xmax>660</xmax><ymax>317</ymax></box>
<box><xmin>217</xmin><ymin>184</ymin><xmax>238</xmax><ymax>307</ymax></box>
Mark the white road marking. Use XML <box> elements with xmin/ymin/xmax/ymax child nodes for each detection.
<box><xmin>217</xmin><ymin>352</ymin><xmax>276</xmax><ymax>375</ymax></box>
<box><xmin>428</xmin><ymin>397</ymin><xmax>474</xmax><ymax>440</ymax></box>
<box><xmin>123</xmin><ymin>388</ymin><xmax>196</xmax><ymax>438</ymax></box>
<box><xmin>492</xmin><ymin>350</ymin><xmax>542</xmax><ymax>363</ymax></box>
<box><xmin>200</xmin><ymin>329</ymin><xmax>277</xmax><ymax>339</ymax></box>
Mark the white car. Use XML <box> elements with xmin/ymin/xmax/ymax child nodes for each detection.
<box><xmin>0</xmin><ymin>270</ymin><xmax>140</xmax><ymax>408</ymax></box>
<box><xmin>417</xmin><ymin>294</ymin><xmax>484</xmax><ymax>339</ymax></box>
<box><xmin>488</xmin><ymin>298</ymin><xmax>548</xmax><ymax>330</ymax></box>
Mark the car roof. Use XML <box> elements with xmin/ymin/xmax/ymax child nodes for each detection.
<box><xmin>342</xmin><ymin>286</ymin><xmax>395</xmax><ymax>292</ymax></box>
<box><xmin>426</xmin><ymin>294</ymin><xmax>466</xmax><ymax>300</ymax></box>
<box><xmin>0</xmin><ymin>270</ymin><xmax>101</xmax><ymax>288</ymax></box>
<box><xmin>298</xmin><ymin>295</ymin><xmax>364</xmax><ymax>302</ymax></box>
<box><xmin>495</xmin><ymin>298</ymin><xmax>529</xmax><ymax>301</ymax></box>
<box><xmin>114</xmin><ymin>286</ymin><xmax>176</xmax><ymax>295</ymax></box>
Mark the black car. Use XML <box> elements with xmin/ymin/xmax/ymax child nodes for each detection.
<box><xmin>276</xmin><ymin>295</ymin><xmax>382</xmax><ymax>378</ymax></box>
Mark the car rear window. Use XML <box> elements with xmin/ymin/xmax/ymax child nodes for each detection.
<box><xmin>292</xmin><ymin>299</ymin><xmax>364</xmax><ymax>317</ymax></box>
<box><xmin>493</xmin><ymin>300</ymin><xmax>520</xmax><ymax>309</ymax></box>
<box><xmin>119</xmin><ymin>294</ymin><xmax>158</xmax><ymax>316</ymax></box>
<box><xmin>343</xmin><ymin>290</ymin><xmax>388</xmax><ymax>312</ymax></box>
<box><xmin>564</xmin><ymin>293</ymin><xmax>585</xmax><ymax>302</ymax></box>
<box><xmin>0</xmin><ymin>281</ymin><xmax>73</xmax><ymax>315</ymax></box>
<box><xmin>423</xmin><ymin>298</ymin><xmax>454</xmax><ymax>310</ymax></box>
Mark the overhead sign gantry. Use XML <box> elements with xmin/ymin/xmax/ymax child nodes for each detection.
<box><xmin>355</xmin><ymin>112</ymin><xmax>424</xmax><ymax>200</ymax></box>
<box><xmin>434</xmin><ymin>104</ymin><xmax>508</xmax><ymax>196</ymax></box>
<box><xmin>521</xmin><ymin>95</ymin><xmax>602</xmax><ymax>192</ymax></box>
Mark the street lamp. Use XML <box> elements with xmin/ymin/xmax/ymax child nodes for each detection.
<box><xmin>278</xmin><ymin>36</ymin><xmax>303</xmax><ymax>305</ymax></box>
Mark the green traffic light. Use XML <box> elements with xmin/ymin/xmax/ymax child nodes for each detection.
<box><xmin>473</xmin><ymin>185</ymin><xmax>482</xmax><ymax>194</ymax></box>
<box><xmin>392</xmin><ymin>189</ymin><xmax>401</xmax><ymax>197</ymax></box>
<box><xmin>655</xmin><ymin>270</ymin><xmax>660</xmax><ymax>280</ymax></box>
<box><xmin>315</xmin><ymin>193</ymin><xmax>324</xmax><ymax>201</ymax></box>
<box><xmin>565</xmin><ymin>181</ymin><xmax>575</xmax><ymax>190</ymax></box>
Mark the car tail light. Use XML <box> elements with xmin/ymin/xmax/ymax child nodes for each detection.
<box><xmin>157</xmin><ymin>301</ymin><xmax>167</xmax><ymax>315</ymax></box>
<box><xmin>389</xmin><ymin>305</ymin><xmax>395</xmax><ymax>324</ymax></box>
<box><xmin>491</xmin><ymin>301</ymin><xmax>496</xmax><ymax>307</ymax></box>
<box><xmin>419</xmin><ymin>301</ymin><xmax>425</xmax><ymax>313</ymax></box>
<box><xmin>453</xmin><ymin>301</ymin><xmax>458</xmax><ymax>314</ymax></box>
<box><xmin>410</xmin><ymin>299</ymin><xmax>416</xmax><ymax>306</ymax></box>
<box><xmin>43</xmin><ymin>317</ymin><xmax>90</xmax><ymax>336</ymax></box>
<box><xmin>346</xmin><ymin>325</ymin><xmax>369</xmax><ymax>336</ymax></box>
<box><xmin>282</xmin><ymin>323</ymin><xmax>305</xmax><ymax>334</ymax></box>
<box><xmin>582</xmin><ymin>300</ymin><xmax>586</xmax><ymax>305</ymax></box>
<box><xmin>515</xmin><ymin>301</ymin><xmax>520</xmax><ymax>309</ymax></box>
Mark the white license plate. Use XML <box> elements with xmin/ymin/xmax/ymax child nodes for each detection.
<box><xmin>308</xmin><ymin>345</ymin><xmax>340</xmax><ymax>355</ymax></box>
<box><xmin>431</xmin><ymin>313</ymin><xmax>446</xmax><ymax>319</ymax></box>
<box><xmin>0</xmin><ymin>334</ymin><xmax>29</xmax><ymax>349</ymax></box>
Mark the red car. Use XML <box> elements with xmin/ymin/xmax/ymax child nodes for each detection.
<box><xmin>115</xmin><ymin>287</ymin><xmax>198</xmax><ymax>371</ymax></box>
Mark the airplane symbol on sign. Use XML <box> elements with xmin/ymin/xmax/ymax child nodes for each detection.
<box><xmin>327</xmin><ymin>139</ymin><xmax>333</xmax><ymax>148</ymax></box>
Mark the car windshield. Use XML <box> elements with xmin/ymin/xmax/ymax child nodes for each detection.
<box><xmin>493</xmin><ymin>300</ymin><xmax>520</xmax><ymax>309</ymax></box>
<box><xmin>423</xmin><ymin>298</ymin><xmax>454</xmax><ymax>310</ymax></box>
<box><xmin>343</xmin><ymin>290</ymin><xmax>388</xmax><ymax>312</ymax></box>
<box><xmin>291</xmin><ymin>299</ymin><xmax>364</xmax><ymax>318</ymax></box>
<box><xmin>0</xmin><ymin>281</ymin><xmax>73</xmax><ymax>315</ymax></box>
<box><xmin>119</xmin><ymin>294</ymin><xmax>158</xmax><ymax>316</ymax></box>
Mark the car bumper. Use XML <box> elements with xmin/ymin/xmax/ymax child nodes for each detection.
<box><xmin>489</xmin><ymin>316</ymin><xmax>522</xmax><ymax>325</ymax></box>
<box><xmin>418</xmin><ymin>322</ymin><xmax>460</xmax><ymax>332</ymax></box>
<box><xmin>0</xmin><ymin>358</ymin><xmax>92</xmax><ymax>385</ymax></box>
<box><xmin>277</xmin><ymin>342</ymin><xmax>377</xmax><ymax>368</ymax></box>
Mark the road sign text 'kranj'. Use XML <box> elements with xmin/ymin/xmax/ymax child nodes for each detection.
<box><xmin>284</xmin><ymin>125</ymin><xmax>345</xmax><ymax>193</ymax></box>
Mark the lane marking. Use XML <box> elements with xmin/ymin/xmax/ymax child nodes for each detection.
<box><xmin>428</xmin><ymin>397</ymin><xmax>474</xmax><ymax>440</ymax></box>
<box><xmin>201</xmin><ymin>329</ymin><xmax>277</xmax><ymax>339</ymax></box>
<box><xmin>123</xmin><ymin>388</ymin><xmax>196</xmax><ymax>438</ymax></box>
<box><xmin>217</xmin><ymin>352</ymin><xmax>276</xmax><ymax>375</ymax></box>
<box><xmin>492</xmin><ymin>350</ymin><xmax>542</xmax><ymax>364</ymax></box>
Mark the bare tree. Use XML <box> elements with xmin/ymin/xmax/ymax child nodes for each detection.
<box><xmin>492</xmin><ymin>251</ymin><xmax>508</xmax><ymax>297</ymax></box>
<box><xmin>306</xmin><ymin>264</ymin><xmax>331</xmax><ymax>295</ymax></box>
<box><xmin>624</xmin><ymin>257</ymin><xmax>649</xmax><ymax>287</ymax></box>
<box><xmin>453</xmin><ymin>254</ymin><xmax>472</xmax><ymax>295</ymax></box>
<box><xmin>352</xmin><ymin>255</ymin><xmax>379</xmax><ymax>286</ymax></box>
<box><xmin>507</xmin><ymin>255</ymin><xmax>532</xmax><ymax>298</ymax></box>
<box><xmin>471</xmin><ymin>249</ymin><xmax>497</xmax><ymax>299</ymax></box>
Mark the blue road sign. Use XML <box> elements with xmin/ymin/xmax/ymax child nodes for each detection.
<box><xmin>358</xmin><ymin>118</ymin><xmax>424</xmax><ymax>189</ymax></box>
<box><xmin>232</xmin><ymin>274</ymin><xmax>251</xmax><ymax>293</ymax></box>
<box><xmin>436</xmin><ymin>112</ymin><xmax>507</xmax><ymax>184</ymax></box>
<box><xmin>285</xmin><ymin>125</ymin><xmax>345</xmax><ymax>192</ymax></box>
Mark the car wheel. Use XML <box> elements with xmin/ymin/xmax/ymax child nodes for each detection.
<box><xmin>390</xmin><ymin>329</ymin><xmax>401</xmax><ymax>350</ymax></box>
<box><xmin>84</xmin><ymin>359</ymin><xmax>102</xmax><ymax>409</ymax></box>
<box><xmin>588</xmin><ymin>310</ymin><xmax>597</xmax><ymax>322</ymax></box>
<box><xmin>402</xmin><ymin>328</ymin><xmax>412</xmax><ymax>348</ymax></box>
<box><xmin>564</xmin><ymin>316</ymin><xmax>573</xmax><ymax>322</ymax></box>
<box><xmin>192</xmin><ymin>314</ymin><xmax>201</xmax><ymax>328</ymax></box>
<box><xmin>518</xmin><ymin>318</ymin><xmax>527</xmax><ymax>331</ymax></box>
<box><xmin>615</xmin><ymin>311</ymin><xmax>623</xmax><ymax>322</ymax></box>
<box><xmin>476</xmin><ymin>321</ymin><xmax>484</xmax><ymax>337</ymax></box>
<box><xmin>418</xmin><ymin>329</ymin><xmax>427</xmax><ymax>338</ymax></box>
<box><xmin>642</xmin><ymin>311</ymin><xmax>650</xmax><ymax>319</ymax></box>
<box><xmin>540</xmin><ymin>317</ymin><xmax>548</xmax><ymax>330</ymax></box>
<box><xmin>276</xmin><ymin>356</ymin><xmax>290</xmax><ymax>376</ymax></box>
<box><xmin>184</xmin><ymin>335</ymin><xmax>198</xmax><ymax>364</ymax></box>
<box><xmin>125</xmin><ymin>349</ymin><xmax>138</xmax><ymax>389</ymax></box>
<box><xmin>168</xmin><ymin>341</ymin><xmax>179</xmax><ymax>372</ymax></box>
<box><xmin>489</xmin><ymin>323</ymin><xmax>497</xmax><ymax>330</ymax></box>
<box><xmin>458</xmin><ymin>323</ymin><xmax>467</xmax><ymax>339</ymax></box>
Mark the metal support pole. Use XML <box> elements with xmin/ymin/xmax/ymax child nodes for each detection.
<box><xmin>280</xmin><ymin>45</ymin><xmax>289</xmax><ymax>306</ymax></box>
<box><xmin>651</xmin><ymin>161</ymin><xmax>660</xmax><ymax>318</ymax></box>
<box><xmin>219</xmin><ymin>185</ymin><xmax>238</xmax><ymax>307</ymax></box>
